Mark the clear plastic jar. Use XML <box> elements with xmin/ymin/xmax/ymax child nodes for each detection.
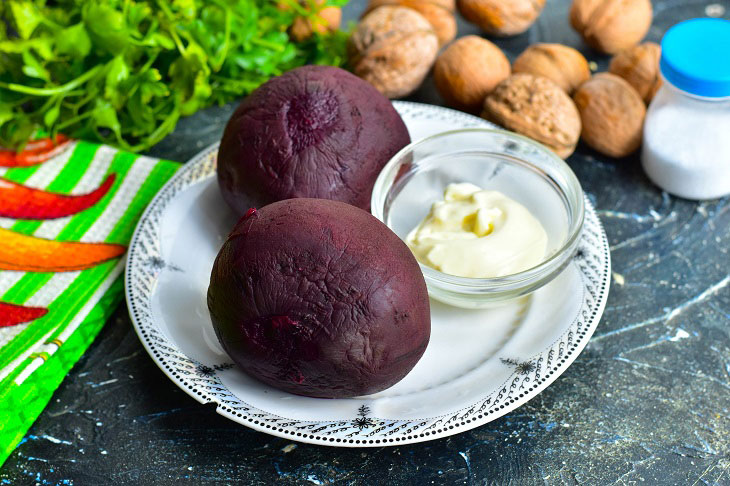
<box><xmin>642</xmin><ymin>18</ymin><xmax>730</xmax><ymax>200</ymax></box>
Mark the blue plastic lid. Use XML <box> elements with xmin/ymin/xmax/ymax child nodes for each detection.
<box><xmin>660</xmin><ymin>18</ymin><xmax>730</xmax><ymax>98</ymax></box>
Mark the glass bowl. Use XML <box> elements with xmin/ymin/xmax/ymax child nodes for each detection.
<box><xmin>371</xmin><ymin>129</ymin><xmax>585</xmax><ymax>309</ymax></box>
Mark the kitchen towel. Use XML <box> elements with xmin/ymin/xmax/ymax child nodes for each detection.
<box><xmin>0</xmin><ymin>137</ymin><xmax>178</xmax><ymax>466</ymax></box>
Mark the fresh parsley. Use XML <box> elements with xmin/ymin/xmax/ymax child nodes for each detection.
<box><xmin>0</xmin><ymin>0</ymin><xmax>348</xmax><ymax>151</ymax></box>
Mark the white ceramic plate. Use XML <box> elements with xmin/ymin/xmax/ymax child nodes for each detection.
<box><xmin>125</xmin><ymin>102</ymin><xmax>611</xmax><ymax>447</ymax></box>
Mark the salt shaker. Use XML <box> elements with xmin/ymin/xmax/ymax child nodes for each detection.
<box><xmin>642</xmin><ymin>18</ymin><xmax>730</xmax><ymax>200</ymax></box>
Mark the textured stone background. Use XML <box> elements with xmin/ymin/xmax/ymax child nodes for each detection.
<box><xmin>2</xmin><ymin>0</ymin><xmax>730</xmax><ymax>484</ymax></box>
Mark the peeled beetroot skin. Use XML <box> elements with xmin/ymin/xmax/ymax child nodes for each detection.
<box><xmin>207</xmin><ymin>198</ymin><xmax>431</xmax><ymax>398</ymax></box>
<box><xmin>217</xmin><ymin>65</ymin><xmax>411</xmax><ymax>215</ymax></box>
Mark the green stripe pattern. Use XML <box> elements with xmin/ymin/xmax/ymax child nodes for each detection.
<box><xmin>0</xmin><ymin>141</ymin><xmax>179</xmax><ymax>467</ymax></box>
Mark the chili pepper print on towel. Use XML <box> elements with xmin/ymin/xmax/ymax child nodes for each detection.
<box><xmin>0</xmin><ymin>135</ymin><xmax>71</xmax><ymax>168</ymax></box>
<box><xmin>0</xmin><ymin>228</ymin><xmax>126</xmax><ymax>272</ymax></box>
<box><xmin>0</xmin><ymin>302</ymin><xmax>48</xmax><ymax>328</ymax></box>
<box><xmin>0</xmin><ymin>174</ymin><xmax>116</xmax><ymax>220</ymax></box>
<box><xmin>0</xmin><ymin>134</ymin><xmax>122</xmax><ymax>330</ymax></box>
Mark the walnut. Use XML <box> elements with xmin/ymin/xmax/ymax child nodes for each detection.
<box><xmin>348</xmin><ymin>6</ymin><xmax>439</xmax><ymax>99</ymax></box>
<box><xmin>364</xmin><ymin>0</ymin><xmax>457</xmax><ymax>46</ymax></box>
<box><xmin>457</xmin><ymin>0</ymin><xmax>546</xmax><ymax>37</ymax></box>
<box><xmin>609</xmin><ymin>42</ymin><xmax>662</xmax><ymax>104</ymax></box>
<box><xmin>482</xmin><ymin>74</ymin><xmax>582</xmax><ymax>159</ymax></box>
<box><xmin>434</xmin><ymin>0</ymin><xmax>456</xmax><ymax>11</ymax></box>
<box><xmin>512</xmin><ymin>43</ymin><xmax>591</xmax><ymax>95</ymax></box>
<box><xmin>288</xmin><ymin>0</ymin><xmax>342</xmax><ymax>42</ymax></box>
<box><xmin>573</xmin><ymin>73</ymin><xmax>646</xmax><ymax>158</ymax></box>
<box><xmin>570</xmin><ymin>0</ymin><xmax>653</xmax><ymax>54</ymax></box>
<box><xmin>433</xmin><ymin>36</ymin><xmax>511</xmax><ymax>112</ymax></box>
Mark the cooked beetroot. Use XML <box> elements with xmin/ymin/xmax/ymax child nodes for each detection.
<box><xmin>217</xmin><ymin>65</ymin><xmax>411</xmax><ymax>215</ymax></box>
<box><xmin>207</xmin><ymin>198</ymin><xmax>430</xmax><ymax>398</ymax></box>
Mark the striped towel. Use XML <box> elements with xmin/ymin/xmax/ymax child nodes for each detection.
<box><xmin>0</xmin><ymin>138</ymin><xmax>178</xmax><ymax>466</ymax></box>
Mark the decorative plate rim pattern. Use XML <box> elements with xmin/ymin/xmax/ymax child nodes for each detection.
<box><xmin>125</xmin><ymin>101</ymin><xmax>611</xmax><ymax>447</ymax></box>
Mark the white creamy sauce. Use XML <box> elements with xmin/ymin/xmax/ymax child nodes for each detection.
<box><xmin>406</xmin><ymin>183</ymin><xmax>548</xmax><ymax>278</ymax></box>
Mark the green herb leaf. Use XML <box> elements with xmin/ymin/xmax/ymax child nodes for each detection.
<box><xmin>0</xmin><ymin>103</ymin><xmax>14</xmax><ymax>128</ymax></box>
<box><xmin>93</xmin><ymin>99</ymin><xmax>121</xmax><ymax>136</ymax></box>
<box><xmin>43</xmin><ymin>101</ymin><xmax>60</xmax><ymax>126</ymax></box>
<box><xmin>0</xmin><ymin>0</ymin><xmax>349</xmax><ymax>152</ymax></box>
<box><xmin>172</xmin><ymin>0</ymin><xmax>198</xmax><ymax>20</ymax></box>
<box><xmin>104</xmin><ymin>56</ymin><xmax>130</xmax><ymax>106</ymax></box>
<box><xmin>21</xmin><ymin>49</ymin><xmax>49</xmax><ymax>80</ymax></box>
<box><xmin>56</xmin><ymin>23</ymin><xmax>92</xmax><ymax>59</ymax></box>
<box><xmin>82</xmin><ymin>3</ymin><xmax>130</xmax><ymax>56</ymax></box>
<box><xmin>9</xmin><ymin>1</ymin><xmax>43</xmax><ymax>40</ymax></box>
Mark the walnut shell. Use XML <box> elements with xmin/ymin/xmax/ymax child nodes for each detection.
<box><xmin>288</xmin><ymin>0</ymin><xmax>342</xmax><ymax>42</ymax></box>
<box><xmin>512</xmin><ymin>43</ymin><xmax>591</xmax><ymax>95</ymax></box>
<box><xmin>457</xmin><ymin>0</ymin><xmax>546</xmax><ymax>36</ymax></box>
<box><xmin>434</xmin><ymin>36</ymin><xmax>511</xmax><ymax>112</ymax></box>
<box><xmin>573</xmin><ymin>73</ymin><xmax>646</xmax><ymax>158</ymax></box>
<box><xmin>482</xmin><ymin>74</ymin><xmax>582</xmax><ymax>159</ymax></box>
<box><xmin>570</xmin><ymin>0</ymin><xmax>653</xmax><ymax>55</ymax></box>
<box><xmin>435</xmin><ymin>0</ymin><xmax>456</xmax><ymax>11</ymax></box>
<box><xmin>348</xmin><ymin>6</ymin><xmax>439</xmax><ymax>99</ymax></box>
<box><xmin>364</xmin><ymin>0</ymin><xmax>457</xmax><ymax>46</ymax></box>
<box><xmin>609</xmin><ymin>42</ymin><xmax>662</xmax><ymax>104</ymax></box>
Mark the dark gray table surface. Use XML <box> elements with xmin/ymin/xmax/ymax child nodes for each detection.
<box><xmin>3</xmin><ymin>0</ymin><xmax>730</xmax><ymax>484</ymax></box>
